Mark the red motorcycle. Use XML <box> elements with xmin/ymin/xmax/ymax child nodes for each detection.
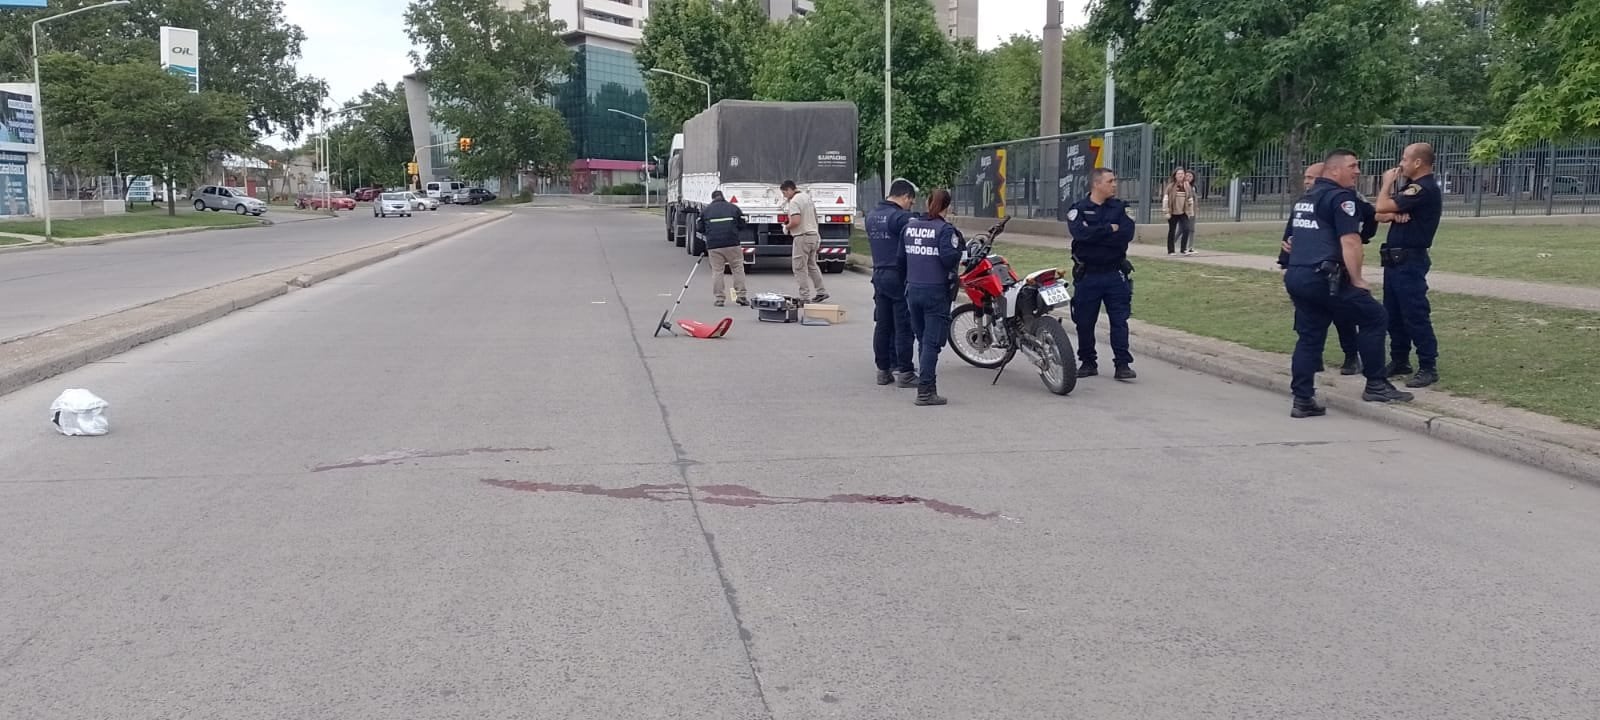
<box><xmin>946</xmin><ymin>217</ymin><xmax>1077</xmax><ymax>395</ymax></box>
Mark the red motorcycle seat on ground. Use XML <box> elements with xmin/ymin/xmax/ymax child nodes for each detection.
<box><xmin>677</xmin><ymin>317</ymin><xmax>732</xmax><ymax>338</ymax></box>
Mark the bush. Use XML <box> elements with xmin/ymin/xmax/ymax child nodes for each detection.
<box><xmin>597</xmin><ymin>182</ymin><xmax>645</xmax><ymax>196</ymax></box>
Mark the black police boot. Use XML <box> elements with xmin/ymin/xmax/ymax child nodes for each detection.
<box><xmin>1114</xmin><ymin>364</ymin><xmax>1137</xmax><ymax>381</ymax></box>
<box><xmin>1385</xmin><ymin>361</ymin><xmax>1414</xmax><ymax>377</ymax></box>
<box><xmin>914</xmin><ymin>384</ymin><xmax>948</xmax><ymax>406</ymax></box>
<box><xmin>1316</xmin><ymin>359</ymin><xmax>1326</xmax><ymax>373</ymax></box>
<box><xmin>1340</xmin><ymin>354</ymin><xmax>1362</xmax><ymax>376</ymax></box>
<box><xmin>1363</xmin><ymin>379</ymin><xmax>1416</xmax><ymax>403</ymax></box>
<box><xmin>1291</xmin><ymin>396</ymin><xmax>1327</xmax><ymax>418</ymax></box>
<box><xmin>895</xmin><ymin>371</ymin><xmax>919</xmax><ymax>388</ymax></box>
<box><xmin>1406</xmin><ymin>367</ymin><xmax>1439</xmax><ymax>388</ymax></box>
<box><xmin>876</xmin><ymin>369</ymin><xmax>894</xmax><ymax>386</ymax></box>
<box><xmin>1076</xmin><ymin>362</ymin><xmax>1099</xmax><ymax>378</ymax></box>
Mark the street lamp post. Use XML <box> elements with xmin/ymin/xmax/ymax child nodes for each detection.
<box><xmin>607</xmin><ymin>108</ymin><xmax>650</xmax><ymax>209</ymax></box>
<box><xmin>646</xmin><ymin>68</ymin><xmax>711</xmax><ymax>111</ymax></box>
<box><xmin>318</xmin><ymin>104</ymin><xmax>372</xmax><ymax>215</ymax></box>
<box><xmin>33</xmin><ymin>0</ymin><xmax>131</xmax><ymax>241</ymax></box>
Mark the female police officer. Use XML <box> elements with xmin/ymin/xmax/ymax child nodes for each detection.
<box><xmin>897</xmin><ymin>188</ymin><xmax>963</xmax><ymax>407</ymax></box>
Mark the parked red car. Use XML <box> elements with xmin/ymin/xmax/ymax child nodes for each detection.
<box><xmin>352</xmin><ymin>187</ymin><xmax>385</xmax><ymax>202</ymax></box>
<box><xmin>296</xmin><ymin>191</ymin><xmax>357</xmax><ymax>211</ymax></box>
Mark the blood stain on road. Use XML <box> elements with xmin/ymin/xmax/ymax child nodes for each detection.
<box><xmin>312</xmin><ymin>447</ymin><xmax>550</xmax><ymax>472</ymax></box>
<box><xmin>479</xmin><ymin>479</ymin><xmax>1000</xmax><ymax>520</ymax></box>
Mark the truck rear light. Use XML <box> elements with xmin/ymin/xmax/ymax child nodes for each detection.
<box><xmin>824</xmin><ymin>215</ymin><xmax>851</xmax><ymax>224</ymax></box>
<box><xmin>778</xmin><ymin>214</ymin><xmax>789</xmax><ymax>224</ymax></box>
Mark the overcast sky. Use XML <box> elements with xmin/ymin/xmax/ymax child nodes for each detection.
<box><xmin>273</xmin><ymin>0</ymin><xmax>1090</xmax><ymax>146</ymax></box>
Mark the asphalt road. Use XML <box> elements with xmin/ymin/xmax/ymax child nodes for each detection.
<box><xmin>2</xmin><ymin>206</ymin><xmax>1598</xmax><ymax>719</ymax></box>
<box><xmin>0</xmin><ymin>206</ymin><xmax>481</xmax><ymax>343</ymax></box>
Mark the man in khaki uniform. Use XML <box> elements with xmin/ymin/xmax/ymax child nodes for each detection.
<box><xmin>781</xmin><ymin>179</ymin><xmax>829</xmax><ymax>303</ymax></box>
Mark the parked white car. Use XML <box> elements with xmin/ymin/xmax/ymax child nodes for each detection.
<box><xmin>374</xmin><ymin>192</ymin><xmax>412</xmax><ymax>218</ymax></box>
<box><xmin>408</xmin><ymin>192</ymin><xmax>439</xmax><ymax>212</ymax></box>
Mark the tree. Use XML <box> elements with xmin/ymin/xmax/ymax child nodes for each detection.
<box><xmin>756</xmin><ymin>0</ymin><xmax>985</xmax><ymax>189</ymax></box>
<box><xmin>979</xmin><ymin>31</ymin><xmax>1130</xmax><ymax>143</ymax></box>
<box><xmin>1391</xmin><ymin>0</ymin><xmax>1498</xmax><ymax>127</ymax></box>
<box><xmin>1471</xmin><ymin>0</ymin><xmax>1600</xmax><ymax>160</ymax></box>
<box><xmin>47</xmin><ymin>59</ymin><xmax>251</xmax><ymax>215</ymax></box>
<box><xmin>1088</xmin><ymin>0</ymin><xmax>1412</xmax><ymax>181</ymax></box>
<box><xmin>327</xmin><ymin>83</ymin><xmax>415</xmax><ymax>190</ymax></box>
<box><xmin>635</xmin><ymin>0</ymin><xmax>771</xmax><ymax>157</ymax></box>
<box><xmin>0</xmin><ymin>0</ymin><xmax>327</xmax><ymax>141</ymax></box>
<box><xmin>406</xmin><ymin>0</ymin><xmax>573</xmax><ymax>189</ymax></box>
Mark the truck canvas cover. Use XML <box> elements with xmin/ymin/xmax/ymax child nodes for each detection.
<box><xmin>682</xmin><ymin>100</ymin><xmax>858</xmax><ymax>184</ymax></box>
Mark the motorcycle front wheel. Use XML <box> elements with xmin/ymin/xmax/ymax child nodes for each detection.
<box><xmin>948</xmin><ymin>303</ymin><xmax>1015</xmax><ymax>369</ymax></box>
<box><xmin>1031</xmin><ymin>316</ymin><xmax>1076</xmax><ymax>395</ymax></box>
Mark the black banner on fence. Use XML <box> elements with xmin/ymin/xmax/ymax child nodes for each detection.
<box><xmin>1056</xmin><ymin>138</ymin><xmax>1094</xmax><ymax>221</ymax></box>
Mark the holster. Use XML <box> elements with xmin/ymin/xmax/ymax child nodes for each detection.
<box><xmin>1071</xmin><ymin>260</ymin><xmax>1086</xmax><ymax>282</ymax></box>
<box><xmin>1380</xmin><ymin>247</ymin><xmax>1411</xmax><ymax>268</ymax></box>
<box><xmin>1120</xmin><ymin>258</ymin><xmax>1135</xmax><ymax>275</ymax></box>
<box><xmin>1315</xmin><ymin>260</ymin><xmax>1345</xmax><ymax>296</ymax></box>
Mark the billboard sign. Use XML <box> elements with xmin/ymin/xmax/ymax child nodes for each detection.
<box><xmin>0</xmin><ymin>88</ymin><xmax>39</xmax><ymax>153</ymax></box>
<box><xmin>160</xmin><ymin>26</ymin><xmax>200</xmax><ymax>93</ymax></box>
<box><xmin>0</xmin><ymin>151</ymin><xmax>30</xmax><ymax>217</ymax></box>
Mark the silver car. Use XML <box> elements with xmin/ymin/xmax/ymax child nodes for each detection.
<box><xmin>374</xmin><ymin>192</ymin><xmax>412</xmax><ymax>218</ymax></box>
<box><xmin>193</xmin><ymin>185</ymin><xmax>267</xmax><ymax>216</ymax></box>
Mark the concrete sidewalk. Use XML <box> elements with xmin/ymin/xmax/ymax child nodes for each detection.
<box><xmin>998</xmin><ymin>230</ymin><xmax>1600</xmax><ymax>313</ymax></box>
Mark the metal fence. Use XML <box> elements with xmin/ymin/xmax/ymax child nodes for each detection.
<box><xmin>951</xmin><ymin>124</ymin><xmax>1600</xmax><ymax>224</ymax></box>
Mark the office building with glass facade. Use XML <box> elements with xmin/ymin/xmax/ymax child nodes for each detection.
<box><xmin>553</xmin><ymin>38</ymin><xmax>652</xmax><ymax>192</ymax></box>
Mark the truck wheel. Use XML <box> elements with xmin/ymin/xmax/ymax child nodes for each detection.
<box><xmin>678</xmin><ymin>211</ymin><xmax>694</xmax><ymax>249</ymax></box>
<box><xmin>666</xmin><ymin>207</ymin><xmax>677</xmax><ymax>243</ymax></box>
<box><xmin>688</xmin><ymin>229</ymin><xmax>705</xmax><ymax>256</ymax></box>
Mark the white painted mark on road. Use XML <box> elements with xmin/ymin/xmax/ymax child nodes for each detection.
<box><xmin>591</xmin><ymin>300</ymin><xmax>607</xmax><ymax>304</ymax></box>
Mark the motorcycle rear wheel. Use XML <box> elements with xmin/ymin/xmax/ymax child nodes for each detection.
<box><xmin>1031</xmin><ymin>316</ymin><xmax>1076</xmax><ymax>395</ymax></box>
<box><xmin>948</xmin><ymin>303</ymin><xmax>1014</xmax><ymax>369</ymax></box>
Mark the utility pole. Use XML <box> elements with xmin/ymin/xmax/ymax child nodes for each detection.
<box><xmin>1040</xmin><ymin>0</ymin><xmax>1063</xmax><ymax>216</ymax></box>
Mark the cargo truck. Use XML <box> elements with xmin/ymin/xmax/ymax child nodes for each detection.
<box><xmin>663</xmin><ymin>100</ymin><xmax>858</xmax><ymax>273</ymax></box>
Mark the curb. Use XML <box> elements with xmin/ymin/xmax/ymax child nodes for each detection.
<box><xmin>844</xmin><ymin>253</ymin><xmax>1600</xmax><ymax>482</ymax></box>
<box><xmin>0</xmin><ymin>241</ymin><xmax>49</xmax><ymax>256</ymax></box>
<box><xmin>0</xmin><ymin>211</ymin><xmax>510</xmax><ymax>399</ymax></box>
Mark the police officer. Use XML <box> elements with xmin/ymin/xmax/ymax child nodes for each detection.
<box><xmin>1279</xmin><ymin>161</ymin><xmax>1377</xmax><ymax>375</ymax></box>
<box><xmin>1374</xmin><ymin>142</ymin><xmax>1443</xmax><ymax>388</ymax></box>
<box><xmin>1283</xmin><ymin>149</ymin><xmax>1414</xmax><ymax>418</ymax></box>
<box><xmin>696</xmin><ymin>190</ymin><xmax>748</xmax><ymax>307</ymax></box>
<box><xmin>897</xmin><ymin>188</ymin><xmax>963</xmax><ymax>406</ymax></box>
<box><xmin>1067</xmin><ymin>167</ymin><xmax>1137</xmax><ymax>381</ymax></box>
<box><xmin>865</xmin><ymin>179</ymin><xmax>919</xmax><ymax>388</ymax></box>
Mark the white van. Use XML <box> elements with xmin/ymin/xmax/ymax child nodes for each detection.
<box><xmin>425</xmin><ymin>180</ymin><xmax>466</xmax><ymax>204</ymax></box>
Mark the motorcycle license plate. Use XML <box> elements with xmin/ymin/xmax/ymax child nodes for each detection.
<box><xmin>1039</xmin><ymin>283</ymin><xmax>1071</xmax><ymax>307</ymax></box>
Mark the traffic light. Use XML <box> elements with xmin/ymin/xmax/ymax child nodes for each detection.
<box><xmin>406</xmin><ymin>162</ymin><xmax>419</xmax><ymax>176</ymax></box>
<box><xmin>458</xmin><ymin>137</ymin><xmax>473</xmax><ymax>152</ymax></box>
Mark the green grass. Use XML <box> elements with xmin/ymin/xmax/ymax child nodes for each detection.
<box><xmin>1200</xmin><ymin>224</ymin><xmax>1600</xmax><ymax>289</ymax></box>
<box><xmin>0</xmin><ymin>210</ymin><xmax>259</xmax><ymax>239</ymax></box>
<box><xmin>0</xmin><ymin>234</ymin><xmax>30</xmax><ymax>245</ymax></box>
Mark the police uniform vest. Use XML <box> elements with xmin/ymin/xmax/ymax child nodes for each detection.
<box><xmin>902</xmin><ymin>216</ymin><xmax>961</xmax><ymax>286</ymax></box>
<box><xmin>865</xmin><ymin>200</ymin><xmax>913</xmax><ymax>269</ymax></box>
<box><xmin>1286</xmin><ymin>178</ymin><xmax>1363</xmax><ymax>267</ymax></box>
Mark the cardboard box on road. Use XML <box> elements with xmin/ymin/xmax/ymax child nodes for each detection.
<box><xmin>802</xmin><ymin>304</ymin><xmax>847</xmax><ymax>324</ymax></box>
